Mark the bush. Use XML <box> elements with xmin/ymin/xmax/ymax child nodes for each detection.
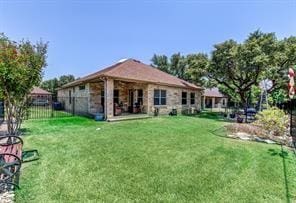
<box><xmin>254</xmin><ymin>107</ymin><xmax>289</xmax><ymax>136</ymax></box>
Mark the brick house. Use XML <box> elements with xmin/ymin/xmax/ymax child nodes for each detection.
<box><xmin>57</xmin><ymin>59</ymin><xmax>203</xmax><ymax>120</ymax></box>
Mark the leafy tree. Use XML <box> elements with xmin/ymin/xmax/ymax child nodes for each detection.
<box><xmin>170</xmin><ymin>53</ymin><xmax>187</xmax><ymax>79</ymax></box>
<box><xmin>185</xmin><ymin>53</ymin><xmax>209</xmax><ymax>85</ymax></box>
<box><xmin>58</xmin><ymin>75</ymin><xmax>75</xmax><ymax>86</ymax></box>
<box><xmin>151</xmin><ymin>53</ymin><xmax>209</xmax><ymax>86</ymax></box>
<box><xmin>208</xmin><ymin>31</ymin><xmax>281</xmax><ymax>109</ymax></box>
<box><xmin>151</xmin><ymin>31</ymin><xmax>295</xmax><ymax>109</ymax></box>
<box><xmin>0</xmin><ymin>34</ymin><xmax>47</xmax><ymax>135</ymax></box>
<box><xmin>151</xmin><ymin>54</ymin><xmax>170</xmax><ymax>73</ymax></box>
<box><xmin>264</xmin><ymin>36</ymin><xmax>296</xmax><ymax>93</ymax></box>
<box><xmin>41</xmin><ymin>77</ymin><xmax>58</xmax><ymax>95</ymax></box>
<box><xmin>41</xmin><ymin>75</ymin><xmax>75</xmax><ymax>97</ymax></box>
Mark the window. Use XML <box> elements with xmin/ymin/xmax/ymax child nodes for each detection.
<box><xmin>190</xmin><ymin>93</ymin><xmax>195</xmax><ymax>105</ymax></box>
<box><xmin>69</xmin><ymin>90</ymin><xmax>72</xmax><ymax>104</ymax></box>
<box><xmin>79</xmin><ymin>85</ymin><xmax>85</xmax><ymax>90</ymax></box>
<box><xmin>182</xmin><ymin>92</ymin><xmax>187</xmax><ymax>105</ymax></box>
<box><xmin>113</xmin><ymin>89</ymin><xmax>119</xmax><ymax>104</ymax></box>
<box><xmin>154</xmin><ymin>89</ymin><xmax>166</xmax><ymax>105</ymax></box>
<box><xmin>137</xmin><ymin>89</ymin><xmax>143</xmax><ymax>105</ymax></box>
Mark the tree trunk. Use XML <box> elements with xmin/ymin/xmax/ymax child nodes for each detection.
<box><xmin>5</xmin><ymin>100</ymin><xmax>23</xmax><ymax>135</ymax></box>
<box><xmin>239</xmin><ymin>91</ymin><xmax>248</xmax><ymax>123</ymax></box>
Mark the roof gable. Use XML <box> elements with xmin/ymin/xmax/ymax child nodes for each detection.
<box><xmin>30</xmin><ymin>87</ymin><xmax>52</xmax><ymax>95</ymax></box>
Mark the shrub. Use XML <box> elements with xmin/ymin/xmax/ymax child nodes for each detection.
<box><xmin>254</xmin><ymin>107</ymin><xmax>289</xmax><ymax>136</ymax></box>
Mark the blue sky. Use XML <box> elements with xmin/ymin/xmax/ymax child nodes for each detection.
<box><xmin>1</xmin><ymin>0</ymin><xmax>296</xmax><ymax>80</ymax></box>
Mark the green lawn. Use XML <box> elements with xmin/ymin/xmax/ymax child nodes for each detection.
<box><xmin>16</xmin><ymin>113</ymin><xmax>296</xmax><ymax>202</ymax></box>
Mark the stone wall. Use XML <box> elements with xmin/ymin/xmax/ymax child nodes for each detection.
<box><xmin>89</xmin><ymin>82</ymin><xmax>104</xmax><ymax>114</ymax></box>
<box><xmin>57</xmin><ymin>80</ymin><xmax>202</xmax><ymax>117</ymax></box>
<box><xmin>57</xmin><ymin>83</ymin><xmax>90</xmax><ymax>115</ymax></box>
<box><xmin>147</xmin><ymin>84</ymin><xmax>202</xmax><ymax>115</ymax></box>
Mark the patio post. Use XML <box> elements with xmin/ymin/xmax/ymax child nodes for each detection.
<box><xmin>104</xmin><ymin>78</ymin><xmax>114</xmax><ymax>119</ymax></box>
<box><xmin>203</xmin><ymin>96</ymin><xmax>206</xmax><ymax>109</ymax></box>
<box><xmin>212</xmin><ymin>97</ymin><xmax>215</xmax><ymax>109</ymax></box>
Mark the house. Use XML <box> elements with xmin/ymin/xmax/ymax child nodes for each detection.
<box><xmin>203</xmin><ymin>88</ymin><xmax>228</xmax><ymax>109</ymax></box>
<box><xmin>30</xmin><ymin>87</ymin><xmax>52</xmax><ymax>97</ymax></box>
<box><xmin>57</xmin><ymin>59</ymin><xmax>203</xmax><ymax>120</ymax></box>
<box><xmin>29</xmin><ymin>87</ymin><xmax>52</xmax><ymax>106</ymax></box>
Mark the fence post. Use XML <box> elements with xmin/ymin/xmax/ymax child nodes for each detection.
<box><xmin>72</xmin><ymin>97</ymin><xmax>75</xmax><ymax>116</ymax></box>
<box><xmin>51</xmin><ymin>95</ymin><xmax>54</xmax><ymax>118</ymax></box>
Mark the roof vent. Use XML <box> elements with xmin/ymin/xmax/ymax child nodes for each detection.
<box><xmin>132</xmin><ymin>59</ymin><xmax>141</xmax><ymax>63</ymax></box>
<box><xmin>118</xmin><ymin>58</ymin><xmax>128</xmax><ymax>63</ymax></box>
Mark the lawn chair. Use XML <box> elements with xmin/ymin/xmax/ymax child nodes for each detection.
<box><xmin>0</xmin><ymin>134</ymin><xmax>39</xmax><ymax>191</ymax></box>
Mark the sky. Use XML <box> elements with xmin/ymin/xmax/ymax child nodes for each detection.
<box><xmin>1</xmin><ymin>0</ymin><xmax>296</xmax><ymax>81</ymax></box>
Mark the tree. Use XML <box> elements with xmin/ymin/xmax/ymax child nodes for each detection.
<box><xmin>170</xmin><ymin>53</ymin><xmax>187</xmax><ymax>79</ymax></box>
<box><xmin>41</xmin><ymin>77</ymin><xmax>58</xmax><ymax>95</ymax></box>
<box><xmin>41</xmin><ymin>75</ymin><xmax>75</xmax><ymax>97</ymax></box>
<box><xmin>151</xmin><ymin>53</ymin><xmax>209</xmax><ymax>86</ymax></box>
<box><xmin>263</xmin><ymin>36</ymin><xmax>296</xmax><ymax>94</ymax></box>
<box><xmin>0</xmin><ymin>34</ymin><xmax>47</xmax><ymax>135</ymax></box>
<box><xmin>58</xmin><ymin>75</ymin><xmax>75</xmax><ymax>86</ymax></box>
<box><xmin>185</xmin><ymin>53</ymin><xmax>209</xmax><ymax>85</ymax></box>
<box><xmin>208</xmin><ymin>31</ymin><xmax>280</xmax><ymax>109</ymax></box>
<box><xmin>151</xmin><ymin>54</ymin><xmax>170</xmax><ymax>74</ymax></box>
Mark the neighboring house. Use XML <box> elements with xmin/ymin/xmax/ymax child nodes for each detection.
<box><xmin>30</xmin><ymin>87</ymin><xmax>52</xmax><ymax>98</ymax></box>
<box><xmin>29</xmin><ymin>87</ymin><xmax>52</xmax><ymax>106</ymax></box>
<box><xmin>203</xmin><ymin>88</ymin><xmax>228</xmax><ymax>109</ymax></box>
<box><xmin>57</xmin><ymin>59</ymin><xmax>203</xmax><ymax>120</ymax></box>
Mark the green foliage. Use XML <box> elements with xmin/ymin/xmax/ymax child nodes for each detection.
<box><xmin>151</xmin><ymin>54</ymin><xmax>170</xmax><ymax>73</ymax></box>
<box><xmin>209</xmin><ymin>31</ymin><xmax>278</xmax><ymax>105</ymax></box>
<box><xmin>170</xmin><ymin>53</ymin><xmax>187</xmax><ymax>79</ymax></box>
<box><xmin>270</xmin><ymin>89</ymin><xmax>287</xmax><ymax>104</ymax></box>
<box><xmin>41</xmin><ymin>74</ymin><xmax>75</xmax><ymax>96</ymax></box>
<box><xmin>151</xmin><ymin>31</ymin><xmax>296</xmax><ymax>107</ymax></box>
<box><xmin>254</xmin><ymin>107</ymin><xmax>289</xmax><ymax>136</ymax></box>
<box><xmin>151</xmin><ymin>53</ymin><xmax>209</xmax><ymax>86</ymax></box>
<box><xmin>152</xmin><ymin>31</ymin><xmax>296</xmax><ymax>106</ymax></box>
<box><xmin>262</xmin><ymin>36</ymin><xmax>296</xmax><ymax>94</ymax></box>
<box><xmin>185</xmin><ymin>53</ymin><xmax>209</xmax><ymax>85</ymax></box>
<box><xmin>208</xmin><ymin>30</ymin><xmax>296</xmax><ymax>107</ymax></box>
<box><xmin>0</xmin><ymin>33</ymin><xmax>47</xmax><ymax>134</ymax></box>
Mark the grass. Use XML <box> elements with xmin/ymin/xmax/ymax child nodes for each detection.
<box><xmin>16</xmin><ymin>113</ymin><xmax>296</xmax><ymax>202</ymax></box>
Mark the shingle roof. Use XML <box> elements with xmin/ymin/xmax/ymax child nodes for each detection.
<box><xmin>61</xmin><ymin>59</ymin><xmax>202</xmax><ymax>90</ymax></box>
<box><xmin>204</xmin><ymin>88</ymin><xmax>226</xmax><ymax>98</ymax></box>
<box><xmin>30</xmin><ymin>87</ymin><xmax>52</xmax><ymax>95</ymax></box>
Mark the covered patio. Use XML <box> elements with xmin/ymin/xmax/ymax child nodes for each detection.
<box><xmin>89</xmin><ymin>78</ymin><xmax>149</xmax><ymax>120</ymax></box>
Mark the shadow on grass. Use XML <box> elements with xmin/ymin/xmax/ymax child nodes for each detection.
<box><xmin>20</xmin><ymin>128</ymin><xmax>33</xmax><ymax>136</ymax></box>
<box><xmin>268</xmin><ymin>147</ymin><xmax>292</xmax><ymax>203</ymax></box>
<box><xmin>209</xmin><ymin>126</ymin><xmax>228</xmax><ymax>138</ymax></box>
<box><xmin>210</xmin><ymin>127</ymin><xmax>294</xmax><ymax>202</ymax></box>
<box><xmin>187</xmin><ymin>111</ymin><xmax>232</xmax><ymax>123</ymax></box>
